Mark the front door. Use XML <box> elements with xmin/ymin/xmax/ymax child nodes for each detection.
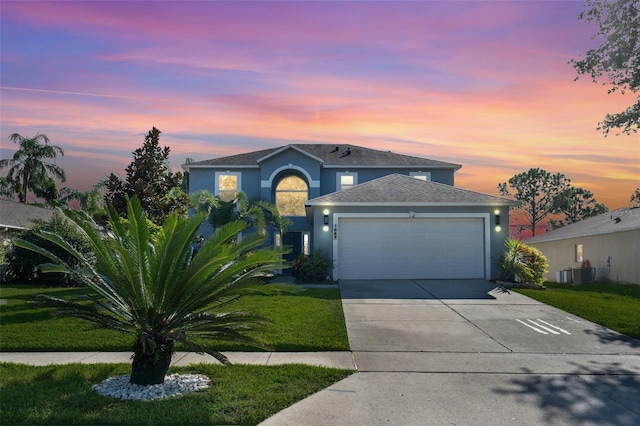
<box><xmin>283</xmin><ymin>232</ymin><xmax>303</xmax><ymax>270</ymax></box>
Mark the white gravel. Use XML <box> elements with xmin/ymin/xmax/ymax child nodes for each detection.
<box><xmin>92</xmin><ymin>374</ymin><xmax>211</xmax><ymax>400</ymax></box>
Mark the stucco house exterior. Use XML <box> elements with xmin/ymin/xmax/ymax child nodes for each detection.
<box><xmin>184</xmin><ymin>144</ymin><xmax>517</xmax><ymax>281</ymax></box>
<box><xmin>526</xmin><ymin>207</ymin><xmax>640</xmax><ymax>285</ymax></box>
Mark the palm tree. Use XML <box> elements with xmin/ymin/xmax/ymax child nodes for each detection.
<box><xmin>0</xmin><ymin>133</ymin><xmax>66</xmax><ymax>203</ymax></box>
<box><xmin>190</xmin><ymin>190</ymin><xmax>292</xmax><ymax>236</ymax></box>
<box><xmin>14</xmin><ymin>196</ymin><xmax>286</xmax><ymax>385</ymax></box>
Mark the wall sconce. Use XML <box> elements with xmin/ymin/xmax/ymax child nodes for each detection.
<box><xmin>323</xmin><ymin>209</ymin><xmax>330</xmax><ymax>225</ymax></box>
<box><xmin>495</xmin><ymin>214</ymin><xmax>501</xmax><ymax>226</ymax></box>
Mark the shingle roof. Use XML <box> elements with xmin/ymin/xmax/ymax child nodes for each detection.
<box><xmin>0</xmin><ymin>199</ymin><xmax>55</xmax><ymax>230</ymax></box>
<box><xmin>526</xmin><ymin>207</ymin><xmax>640</xmax><ymax>243</ymax></box>
<box><xmin>306</xmin><ymin>174</ymin><xmax>518</xmax><ymax>206</ymax></box>
<box><xmin>186</xmin><ymin>144</ymin><xmax>461</xmax><ymax>169</ymax></box>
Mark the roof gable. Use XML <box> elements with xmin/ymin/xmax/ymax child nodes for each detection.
<box><xmin>306</xmin><ymin>174</ymin><xmax>518</xmax><ymax>206</ymax></box>
<box><xmin>256</xmin><ymin>144</ymin><xmax>325</xmax><ymax>164</ymax></box>
<box><xmin>526</xmin><ymin>207</ymin><xmax>640</xmax><ymax>243</ymax></box>
<box><xmin>185</xmin><ymin>144</ymin><xmax>461</xmax><ymax>169</ymax></box>
<box><xmin>0</xmin><ymin>200</ymin><xmax>55</xmax><ymax>230</ymax></box>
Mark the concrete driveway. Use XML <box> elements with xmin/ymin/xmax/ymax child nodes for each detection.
<box><xmin>261</xmin><ymin>279</ymin><xmax>640</xmax><ymax>425</ymax></box>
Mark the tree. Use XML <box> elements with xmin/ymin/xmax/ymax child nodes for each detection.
<box><xmin>498</xmin><ymin>168</ymin><xmax>571</xmax><ymax>237</ymax></box>
<box><xmin>14</xmin><ymin>196</ymin><xmax>286</xmax><ymax>385</ymax></box>
<box><xmin>104</xmin><ymin>127</ymin><xmax>187</xmax><ymax>224</ymax></box>
<box><xmin>631</xmin><ymin>187</ymin><xmax>640</xmax><ymax>207</ymax></box>
<box><xmin>549</xmin><ymin>186</ymin><xmax>609</xmax><ymax>229</ymax></box>
<box><xmin>57</xmin><ymin>181</ymin><xmax>109</xmax><ymax>225</ymax></box>
<box><xmin>571</xmin><ymin>0</ymin><xmax>640</xmax><ymax>135</ymax></box>
<box><xmin>0</xmin><ymin>133</ymin><xmax>66</xmax><ymax>203</ymax></box>
<box><xmin>190</xmin><ymin>190</ymin><xmax>292</xmax><ymax>236</ymax></box>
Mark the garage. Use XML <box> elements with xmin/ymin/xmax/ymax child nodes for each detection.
<box><xmin>337</xmin><ymin>217</ymin><xmax>486</xmax><ymax>280</ymax></box>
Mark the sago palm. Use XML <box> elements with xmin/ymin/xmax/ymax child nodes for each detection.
<box><xmin>190</xmin><ymin>190</ymin><xmax>292</xmax><ymax>236</ymax></box>
<box><xmin>14</xmin><ymin>196</ymin><xmax>286</xmax><ymax>385</ymax></box>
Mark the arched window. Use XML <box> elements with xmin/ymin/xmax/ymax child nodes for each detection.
<box><xmin>276</xmin><ymin>175</ymin><xmax>308</xmax><ymax>216</ymax></box>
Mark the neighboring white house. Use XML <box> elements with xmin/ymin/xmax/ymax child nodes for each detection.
<box><xmin>526</xmin><ymin>207</ymin><xmax>640</xmax><ymax>284</ymax></box>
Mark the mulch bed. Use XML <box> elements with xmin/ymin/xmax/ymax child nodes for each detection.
<box><xmin>496</xmin><ymin>281</ymin><xmax>546</xmax><ymax>290</ymax></box>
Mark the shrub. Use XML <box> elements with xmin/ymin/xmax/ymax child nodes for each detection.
<box><xmin>4</xmin><ymin>211</ymin><xmax>94</xmax><ymax>286</ymax></box>
<box><xmin>498</xmin><ymin>238</ymin><xmax>548</xmax><ymax>286</ymax></box>
<box><xmin>0</xmin><ymin>243</ymin><xmax>8</xmax><ymax>281</ymax></box>
<box><xmin>292</xmin><ymin>248</ymin><xmax>334</xmax><ymax>283</ymax></box>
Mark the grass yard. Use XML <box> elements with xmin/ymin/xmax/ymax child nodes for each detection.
<box><xmin>0</xmin><ymin>284</ymin><xmax>349</xmax><ymax>352</ymax></box>
<box><xmin>517</xmin><ymin>282</ymin><xmax>640</xmax><ymax>340</ymax></box>
<box><xmin>0</xmin><ymin>362</ymin><xmax>352</xmax><ymax>425</ymax></box>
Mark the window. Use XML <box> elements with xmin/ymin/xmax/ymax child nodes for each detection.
<box><xmin>575</xmin><ymin>244</ymin><xmax>584</xmax><ymax>263</ymax></box>
<box><xmin>276</xmin><ymin>175</ymin><xmax>308</xmax><ymax>216</ymax></box>
<box><xmin>216</xmin><ymin>172</ymin><xmax>240</xmax><ymax>201</ymax></box>
<box><xmin>410</xmin><ymin>172</ymin><xmax>431</xmax><ymax>181</ymax></box>
<box><xmin>303</xmin><ymin>232</ymin><xmax>310</xmax><ymax>256</ymax></box>
<box><xmin>337</xmin><ymin>172</ymin><xmax>357</xmax><ymax>190</ymax></box>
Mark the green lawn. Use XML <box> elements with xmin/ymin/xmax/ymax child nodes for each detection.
<box><xmin>0</xmin><ymin>283</ymin><xmax>352</xmax><ymax>425</ymax></box>
<box><xmin>0</xmin><ymin>362</ymin><xmax>352</xmax><ymax>425</ymax></box>
<box><xmin>516</xmin><ymin>282</ymin><xmax>640</xmax><ymax>340</ymax></box>
<box><xmin>0</xmin><ymin>284</ymin><xmax>349</xmax><ymax>352</ymax></box>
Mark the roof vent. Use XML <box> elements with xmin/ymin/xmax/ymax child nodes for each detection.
<box><xmin>330</xmin><ymin>146</ymin><xmax>339</xmax><ymax>153</ymax></box>
<box><xmin>614</xmin><ymin>217</ymin><xmax>622</xmax><ymax>223</ymax></box>
<box><xmin>340</xmin><ymin>147</ymin><xmax>351</xmax><ymax>158</ymax></box>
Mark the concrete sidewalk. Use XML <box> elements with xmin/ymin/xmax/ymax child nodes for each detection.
<box><xmin>0</xmin><ymin>351</ymin><xmax>357</xmax><ymax>370</ymax></box>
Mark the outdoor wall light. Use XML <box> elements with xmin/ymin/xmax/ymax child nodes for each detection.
<box><xmin>323</xmin><ymin>214</ymin><xmax>329</xmax><ymax>225</ymax></box>
<box><xmin>495</xmin><ymin>214</ymin><xmax>501</xmax><ymax>226</ymax></box>
<box><xmin>495</xmin><ymin>225</ymin><xmax>502</xmax><ymax>232</ymax></box>
<box><xmin>323</xmin><ymin>225</ymin><xmax>330</xmax><ymax>232</ymax></box>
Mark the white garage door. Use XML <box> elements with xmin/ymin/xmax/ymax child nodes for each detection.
<box><xmin>338</xmin><ymin>217</ymin><xmax>485</xmax><ymax>280</ymax></box>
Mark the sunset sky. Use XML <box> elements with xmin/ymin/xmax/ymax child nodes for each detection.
<box><xmin>1</xmin><ymin>1</ymin><xmax>638</xmax><ymax>211</ymax></box>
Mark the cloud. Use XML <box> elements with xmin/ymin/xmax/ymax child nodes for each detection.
<box><xmin>1</xmin><ymin>1</ymin><xmax>637</xmax><ymax>210</ymax></box>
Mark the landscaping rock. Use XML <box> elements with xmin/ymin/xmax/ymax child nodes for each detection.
<box><xmin>92</xmin><ymin>373</ymin><xmax>211</xmax><ymax>400</ymax></box>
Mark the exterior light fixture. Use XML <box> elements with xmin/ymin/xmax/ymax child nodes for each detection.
<box><xmin>323</xmin><ymin>209</ymin><xmax>329</xmax><ymax>225</ymax></box>
<box><xmin>323</xmin><ymin>225</ymin><xmax>330</xmax><ymax>232</ymax></box>
<box><xmin>495</xmin><ymin>215</ymin><xmax>501</xmax><ymax>226</ymax></box>
<box><xmin>495</xmin><ymin>225</ymin><xmax>502</xmax><ymax>232</ymax></box>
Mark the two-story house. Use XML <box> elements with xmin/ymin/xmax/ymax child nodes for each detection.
<box><xmin>184</xmin><ymin>144</ymin><xmax>517</xmax><ymax>281</ymax></box>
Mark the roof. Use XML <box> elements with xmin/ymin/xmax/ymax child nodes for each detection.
<box><xmin>0</xmin><ymin>199</ymin><xmax>55</xmax><ymax>230</ymax></box>
<box><xmin>184</xmin><ymin>144</ymin><xmax>461</xmax><ymax>170</ymax></box>
<box><xmin>305</xmin><ymin>174</ymin><xmax>518</xmax><ymax>206</ymax></box>
<box><xmin>526</xmin><ymin>207</ymin><xmax>640</xmax><ymax>243</ymax></box>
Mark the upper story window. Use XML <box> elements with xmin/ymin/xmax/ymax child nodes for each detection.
<box><xmin>276</xmin><ymin>175</ymin><xmax>308</xmax><ymax>216</ymax></box>
<box><xmin>410</xmin><ymin>171</ymin><xmax>431</xmax><ymax>181</ymax></box>
<box><xmin>337</xmin><ymin>172</ymin><xmax>357</xmax><ymax>191</ymax></box>
<box><xmin>216</xmin><ymin>171</ymin><xmax>240</xmax><ymax>201</ymax></box>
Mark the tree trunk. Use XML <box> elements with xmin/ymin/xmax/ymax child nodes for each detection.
<box><xmin>130</xmin><ymin>337</ymin><xmax>174</xmax><ymax>385</ymax></box>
